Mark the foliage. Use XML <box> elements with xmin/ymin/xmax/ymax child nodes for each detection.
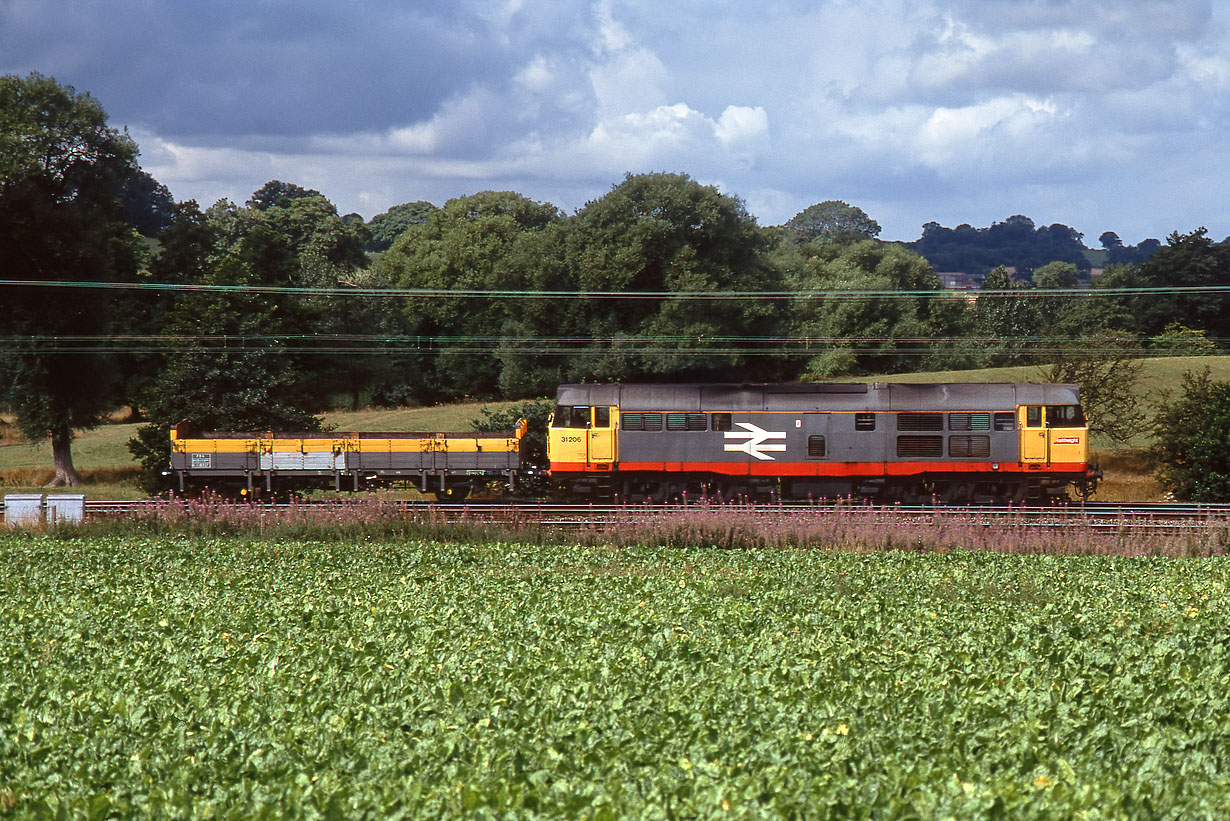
<box><xmin>1149</xmin><ymin>368</ymin><xmax>1230</xmax><ymax>501</ymax></box>
<box><xmin>242</xmin><ymin>181</ymin><xmax>370</xmax><ymax>272</ymax></box>
<box><xmin>114</xmin><ymin>168</ymin><xmax>175</xmax><ymax>237</ymax></box>
<box><xmin>4</xmin><ymin>534</ymin><xmax>1230</xmax><ymax>817</ymax></box>
<box><xmin>128</xmin><ymin>199</ymin><xmax>324</xmax><ymax>492</ymax></box>
<box><xmin>910</xmin><ymin>215</ymin><xmax>1090</xmax><ymax>279</ymax></box>
<box><xmin>1039</xmin><ymin>336</ymin><xmax>1145</xmax><ymax>445</ymax></box>
<box><xmin>1151</xmin><ymin>323</ymin><xmax>1218</xmax><ymax>356</ymax></box>
<box><xmin>1130</xmin><ymin>229</ymin><xmax>1230</xmax><ymax>341</ymax></box>
<box><xmin>1030</xmin><ymin>260</ymin><xmax>1079</xmax><ymax>289</ymax></box>
<box><xmin>783</xmin><ymin>200</ymin><xmax>880</xmax><ymax>244</ymax></box>
<box><xmin>379</xmin><ymin>190</ymin><xmax>564</xmax><ymax>400</ymax></box>
<box><xmin>781</xmin><ymin>240</ymin><xmax>961</xmax><ymax>377</ymax></box>
<box><xmin>470</xmin><ymin>399</ymin><xmax>553</xmax><ymax>467</ymax></box>
<box><xmin>1043</xmin><ymin>337</ymin><xmax>1146</xmax><ymax>445</ymax></box>
<box><xmin>966</xmin><ymin>267</ymin><xmax>1043</xmax><ymax>367</ymax></box>
<box><xmin>537</xmin><ymin>172</ymin><xmax>781</xmax><ymax>384</ymax></box>
<box><xmin>0</xmin><ymin>72</ymin><xmax>144</xmax><ymax>485</ymax></box>
<box><xmin>1105</xmin><ymin>237</ymin><xmax>1162</xmax><ymax>266</ymax></box>
<box><xmin>364</xmin><ymin>200</ymin><xmax>438</xmax><ymax>252</ymax></box>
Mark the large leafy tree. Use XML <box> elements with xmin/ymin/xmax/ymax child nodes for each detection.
<box><xmin>540</xmin><ymin>172</ymin><xmax>780</xmax><ymax>385</ymax></box>
<box><xmin>966</xmin><ymin>266</ymin><xmax>1045</xmax><ymax>367</ymax></box>
<box><xmin>242</xmin><ymin>182</ymin><xmax>384</xmax><ymax>408</ymax></box>
<box><xmin>0</xmin><ymin>73</ymin><xmax>142</xmax><ymax>485</ymax></box>
<box><xmin>379</xmin><ymin>191</ymin><xmax>563</xmax><ymax>399</ymax></box>
<box><xmin>128</xmin><ymin>201</ymin><xmax>324</xmax><ymax>491</ymax></box>
<box><xmin>365</xmin><ymin>201</ymin><xmax>438</xmax><ymax>252</ymax></box>
<box><xmin>784</xmin><ymin>200</ymin><xmax>881</xmax><ymax>244</ymax></box>
<box><xmin>779</xmin><ymin>239</ymin><xmax>962</xmax><ymax>377</ymax></box>
<box><xmin>1129</xmin><ymin>229</ymin><xmax>1230</xmax><ymax>341</ymax></box>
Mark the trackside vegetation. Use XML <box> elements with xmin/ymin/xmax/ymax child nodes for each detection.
<box><xmin>3</xmin><ymin>528</ymin><xmax>1230</xmax><ymax>817</ymax></box>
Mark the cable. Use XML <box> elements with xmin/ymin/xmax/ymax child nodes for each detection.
<box><xmin>3</xmin><ymin>278</ymin><xmax>1230</xmax><ymax>300</ymax></box>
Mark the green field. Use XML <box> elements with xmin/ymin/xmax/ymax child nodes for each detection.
<box><xmin>3</xmin><ymin>534</ymin><xmax>1229</xmax><ymax>817</ymax></box>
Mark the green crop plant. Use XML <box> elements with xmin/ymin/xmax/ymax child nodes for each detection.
<box><xmin>2</xmin><ymin>535</ymin><xmax>1229</xmax><ymax>817</ymax></box>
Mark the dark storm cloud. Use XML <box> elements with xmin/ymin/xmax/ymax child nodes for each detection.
<box><xmin>0</xmin><ymin>0</ymin><xmax>574</xmax><ymax>138</ymax></box>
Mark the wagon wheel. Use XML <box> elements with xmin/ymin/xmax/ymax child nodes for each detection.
<box><xmin>433</xmin><ymin>485</ymin><xmax>471</xmax><ymax>502</ymax></box>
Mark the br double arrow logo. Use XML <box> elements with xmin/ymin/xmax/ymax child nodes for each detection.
<box><xmin>723</xmin><ymin>422</ymin><xmax>787</xmax><ymax>461</ymax></box>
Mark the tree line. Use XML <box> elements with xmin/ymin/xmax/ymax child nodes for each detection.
<box><xmin>3</xmin><ymin>73</ymin><xmax>1229</xmax><ymax>497</ymax></box>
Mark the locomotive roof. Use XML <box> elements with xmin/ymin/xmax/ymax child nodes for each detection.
<box><xmin>555</xmin><ymin>382</ymin><xmax>1082</xmax><ymax>411</ymax></box>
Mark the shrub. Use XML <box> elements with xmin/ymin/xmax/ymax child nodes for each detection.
<box><xmin>1149</xmin><ymin>368</ymin><xmax>1230</xmax><ymax>501</ymax></box>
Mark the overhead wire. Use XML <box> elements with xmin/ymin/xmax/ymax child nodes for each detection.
<box><xmin>3</xmin><ymin>280</ymin><xmax>1224</xmax><ymax>357</ymax></box>
<box><xmin>3</xmin><ymin>278</ymin><xmax>1230</xmax><ymax>300</ymax></box>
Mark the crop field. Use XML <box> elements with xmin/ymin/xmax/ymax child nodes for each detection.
<box><xmin>3</xmin><ymin>532</ymin><xmax>1229</xmax><ymax>817</ymax></box>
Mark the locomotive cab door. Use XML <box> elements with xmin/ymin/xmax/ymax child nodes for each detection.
<box><xmin>588</xmin><ymin>406</ymin><xmax>616</xmax><ymax>465</ymax></box>
<box><xmin>1019</xmin><ymin>405</ymin><xmax>1048</xmax><ymax>464</ymax></box>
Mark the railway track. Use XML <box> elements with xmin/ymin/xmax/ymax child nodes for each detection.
<box><xmin>3</xmin><ymin>496</ymin><xmax>1229</xmax><ymax>533</ymax></box>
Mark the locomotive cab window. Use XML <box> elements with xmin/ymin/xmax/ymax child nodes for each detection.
<box><xmin>552</xmin><ymin>405</ymin><xmax>591</xmax><ymax>428</ymax></box>
<box><xmin>1046</xmin><ymin>405</ymin><xmax>1085</xmax><ymax>427</ymax></box>
<box><xmin>1026</xmin><ymin>406</ymin><xmax>1043</xmax><ymax>428</ymax></box>
<box><xmin>594</xmin><ymin>407</ymin><xmax>610</xmax><ymax>428</ymax></box>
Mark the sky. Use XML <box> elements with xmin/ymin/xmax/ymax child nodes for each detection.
<box><xmin>3</xmin><ymin>0</ymin><xmax>1228</xmax><ymax>244</ymax></box>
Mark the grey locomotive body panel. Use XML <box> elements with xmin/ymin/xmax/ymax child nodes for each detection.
<box><xmin>555</xmin><ymin>381</ymin><xmax>1075</xmax><ymax>468</ymax></box>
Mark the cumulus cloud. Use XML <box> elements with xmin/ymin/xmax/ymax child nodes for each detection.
<box><xmin>4</xmin><ymin>0</ymin><xmax>1228</xmax><ymax>241</ymax></box>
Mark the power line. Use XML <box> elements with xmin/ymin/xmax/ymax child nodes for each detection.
<box><xmin>1</xmin><ymin>333</ymin><xmax>1217</xmax><ymax>357</ymax></box>
<box><xmin>3</xmin><ymin>278</ymin><xmax>1230</xmax><ymax>300</ymax></box>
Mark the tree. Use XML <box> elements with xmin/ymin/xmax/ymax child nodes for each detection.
<box><xmin>1130</xmin><ymin>229</ymin><xmax>1230</xmax><ymax>340</ymax></box>
<box><xmin>779</xmin><ymin>239</ymin><xmax>960</xmax><ymax>377</ymax></box>
<box><xmin>1031</xmin><ymin>261</ymin><xmax>1079</xmax><ymax>289</ymax></box>
<box><xmin>116</xmin><ymin>168</ymin><xmax>175</xmax><ymax>237</ymax></box>
<box><xmin>544</xmin><ymin>172</ymin><xmax>779</xmax><ymax>385</ymax></box>
<box><xmin>378</xmin><ymin>191</ymin><xmax>563</xmax><ymax>399</ymax></box>
<box><xmin>967</xmin><ymin>267</ymin><xmax>1043</xmax><ymax>367</ymax></box>
<box><xmin>1149</xmin><ymin>369</ymin><xmax>1230</xmax><ymax>501</ymax></box>
<box><xmin>784</xmin><ymin>200</ymin><xmax>880</xmax><ymax>244</ymax></box>
<box><xmin>1150</xmin><ymin>323</ymin><xmax>1218</xmax><ymax>356</ymax></box>
<box><xmin>1099</xmin><ymin>231</ymin><xmax>1123</xmax><ymax>251</ymax></box>
<box><xmin>1038</xmin><ymin>336</ymin><xmax>1144</xmax><ymax>446</ymax></box>
<box><xmin>247</xmin><ymin>180</ymin><xmax>319</xmax><ymax>211</ymax></box>
<box><xmin>128</xmin><ymin>203</ymin><xmax>324</xmax><ymax>492</ymax></box>
<box><xmin>908</xmin><ymin>216</ymin><xmax>1091</xmax><ymax>279</ymax></box>
<box><xmin>365</xmin><ymin>201</ymin><xmax>438</xmax><ymax>252</ymax></box>
<box><xmin>0</xmin><ymin>73</ymin><xmax>142</xmax><ymax>485</ymax></box>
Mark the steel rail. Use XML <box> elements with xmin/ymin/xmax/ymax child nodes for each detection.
<box><xmin>4</xmin><ymin>498</ymin><xmax>1229</xmax><ymax>530</ymax></box>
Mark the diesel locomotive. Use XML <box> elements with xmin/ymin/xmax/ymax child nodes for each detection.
<box><xmin>168</xmin><ymin>381</ymin><xmax>1099</xmax><ymax>504</ymax></box>
<box><xmin>546</xmin><ymin>382</ymin><xmax>1100</xmax><ymax>503</ymax></box>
